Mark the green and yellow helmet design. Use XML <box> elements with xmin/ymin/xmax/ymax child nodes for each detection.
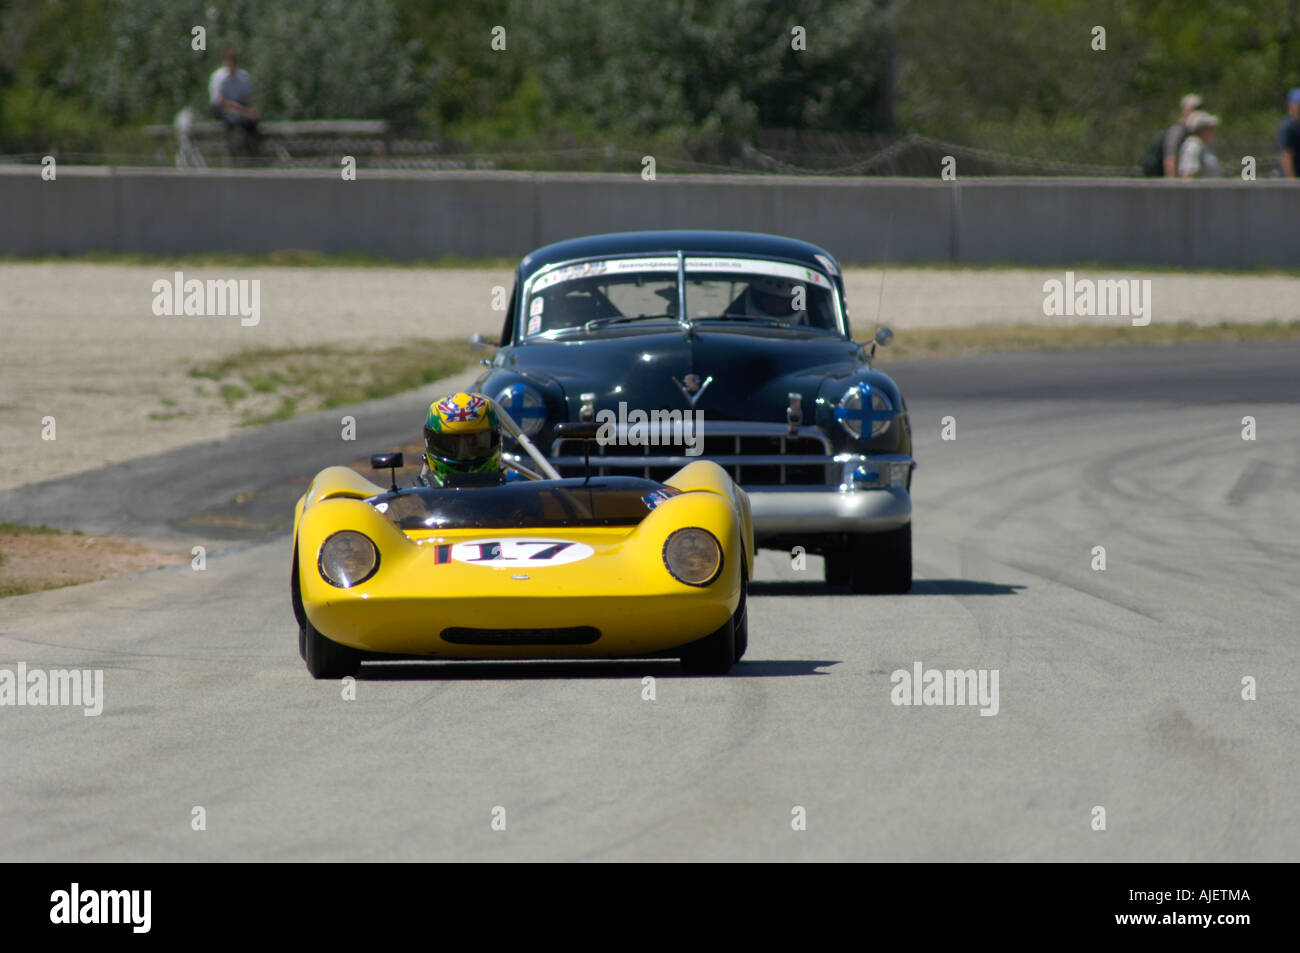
<box><xmin>423</xmin><ymin>392</ymin><xmax>502</xmax><ymax>485</ymax></box>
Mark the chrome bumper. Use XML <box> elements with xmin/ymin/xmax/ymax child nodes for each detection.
<box><xmin>544</xmin><ymin>436</ymin><xmax>915</xmax><ymax>538</ymax></box>
<box><xmin>749</xmin><ymin>485</ymin><xmax>911</xmax><ymax>537</ymax></box>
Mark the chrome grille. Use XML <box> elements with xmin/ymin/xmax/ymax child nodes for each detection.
<box><xmin>549</xmin><ymin>423</ymin><xmax>835</xmax><ymax>486</ymax></box>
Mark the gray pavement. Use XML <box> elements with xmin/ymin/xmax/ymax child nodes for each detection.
<box><xmin>1</xmin><ymin>343</ymin><xmax>1297</xmax><ymax>860</ymax></box>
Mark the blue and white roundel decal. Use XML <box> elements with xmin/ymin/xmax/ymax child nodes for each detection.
<box><xmin>450</xmin><ymin>538</ymin><xmax>594</xmax><ymax>567</ymax></box>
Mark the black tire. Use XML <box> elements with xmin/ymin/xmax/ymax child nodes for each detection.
<box><xmin>303</xmin><ymin>616</ymin><xmax>363</xmax><ymax>679</ymax></box>
<box><xmin>680</xmin><ymin>613</ymin><xmax>735</xmax><ymax>675</ymax></box>
<box><xmin>291</xmin><ymin>551</ymin><xmax>307</xmax><ymax>660</ymax></box>
<box><xmin>732</xmin><ymin>576</ymin><xmax>749</xmax><ymax>663</ymax></box>
<box><xmin>848</xmin><ymin>524</ymin><xmax>912</xmax><ymax>595</ymax></box>
<box><xmin>824</xmin><ymin>552</ymin><xmax>851</xmax><ymax>586</ymax></box>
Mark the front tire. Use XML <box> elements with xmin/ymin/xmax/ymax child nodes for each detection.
<box><xmin>848</xmin><ymin>524</ymin><xmax>912</xmax><ymax>594</ymax></box>
<box><xmin>680</xmin><ymin>613</ymin><xmax>735</xmax><ymax>675</ymax></box>
<box><xmin>732</xmin><ymin>577</ymin><xmax>749</xmax><ymax>663</ymax></box>
<box><xmin>824</xmin><ymin>552</ymin><xmax>851</xmax><ymax>586</ymax></box>
<box><xmin>303</xmin><ymin>616</ymin><xmax>363</xmax><ymax>679</ymax></box>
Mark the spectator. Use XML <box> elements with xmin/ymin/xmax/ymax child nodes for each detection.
<box><xmin>1278</xmin><ymin>87</ymin><xmax>1300</xmax><ymax>178</ymax></box>
<box><xmin>1163</xmin><ymin>93</ymin><xmax>1202</xmax><ymax>178</ymax></box>
<box><xmin>1178</xmin><ymin>111</ymin><xmax>1222</xmax><ymax>179</ymax></box>
<box><xmin>209</xmin><ymin>48</ymin><xmax>261</xmax><ymax>158</ymax></box>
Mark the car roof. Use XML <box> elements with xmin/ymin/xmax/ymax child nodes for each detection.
<box><xmin>518</xmin><ymin>230</ymin><xmax>843</xmax><ymax>284</ymax></box>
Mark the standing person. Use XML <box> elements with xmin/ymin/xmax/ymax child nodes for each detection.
<box><xmin>1178</xmin><ymin>111</ymin><xmax>1223</xmax><ymax>179</ymax></box>
<box><xmin>1278</xmin><ymin>88</ymin><xmax>1300</xmax><ymax>178</ymax></box>
<box><xmin>1163</xmin><ymin>93</ymin><xmax>1202</xmax><ymax>178</ymax></box>
<box><xmin>209</xmin><ymin>48</ymin><xmax>262</xmax><ymax>159</ymax></box>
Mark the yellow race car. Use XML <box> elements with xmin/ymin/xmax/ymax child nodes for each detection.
<box><xmin>290</xmin><ymin>408</ymin><xmax>754</xmax><ymax>678</ymax></box>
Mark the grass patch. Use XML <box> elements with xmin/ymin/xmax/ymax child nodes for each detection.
<box><xmin>0</xmin><ymin>522</ymin><xmax>78</xmax><ymax>536</ymax></box>
<box><xmin>0</xmin><ymin>527</ymin><xmax>183</xmax><ymax>599</ymax></box>
<box><xmin>241</xmin><ymin>395</ymin><xmax>300</xmax><ymax>427</ymax></box>
<box><xmin>841</xmin><ymin>260</ymin><xmax>1300</xmax><ymax>277</ymax></box>
<box><xmin>6</xmin><ymin>251</ymin><xmax>1300</xmax><ymax>278</ymax></box>
<box><xmin>870</xmin><ymin>321</ymin><xmax>1300</xmax><ymax>362</ymax></box>
<box><xmin>0</xmin><ymin>583</ymin><xmax>41</xmax><ymax>598</ymax></box>
<box><xmin>147</xmin><ymin>410</ymin><xmax>189</xmax><ymax>421</ymax></box>
<box><xmin>187</xmin><ymin>338</ymin><xmax>479</xmax><ymax>426</ymax></box>
<box><xmin>218</xmin><ymin>383</ymin><xmax>248</xmax><ymax>404</ymax></box>
<box><xmin>0</xmin><ymin>250</ymin><xmax>517</xmax><ymax>270</ymax></box>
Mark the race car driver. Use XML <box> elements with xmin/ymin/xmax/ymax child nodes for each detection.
<box><xmin>418</xmin><ymin>391</ymin><xmax>506</xmax><ymax>487</ymax></box>
<box><xmin>740</xmin><ymin>275</ymin><xmax>808</xmax><ymax>324</ymax></box>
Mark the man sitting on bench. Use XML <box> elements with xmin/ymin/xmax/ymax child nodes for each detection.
<box><xmin>209</xmin><ymin>48</ymin><xmax>262</xmax><ymax>159</ymax></box>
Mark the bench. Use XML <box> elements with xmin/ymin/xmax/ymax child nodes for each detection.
<box><xmin>144</xmin><ymin>112</ymin><xmax>392</xmax><ymax>167</ymax></box>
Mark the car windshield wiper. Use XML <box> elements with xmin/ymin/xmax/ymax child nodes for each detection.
<box><xmin>694</xmin><ymin>313</ymin><xmax>791</xmax><ymax>327</ymax></box>
<box><xmin>537</xmin><ymin>316</ymin><xmax>668</xmax><ymax>339</ymax></box>
<box><xmin>583</xmin><ymin>314</ymin><xmax>677</xmax><ymax>331</ymax></box>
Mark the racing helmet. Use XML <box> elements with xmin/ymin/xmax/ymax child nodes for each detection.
<box><xmin>423</xmin><ymin>392</ymin><xmax>502</xmax><ymax>484</ymax></box>
<box><xmin>747</xmin><ymin>275</ymin><xmax>797</xmax><ymax>318</ymax></box>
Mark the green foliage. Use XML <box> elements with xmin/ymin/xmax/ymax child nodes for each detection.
<box><xmin>4</xmin><ymin>0</ymin><xmax>426</xmax><ymax>139</ymax></box>
<box><xmin>2</xmin><ymin>0</ymin><xmax>1298</xmax><ymax>167</ymax></box>
<box><xmin>505</xmin><ymin>0</ymin><xmax>890</xmax><ymax>147</ymax></box>
<box><xmin>0</xmin><ymin>78</ymin><xmax>110</xmax><ymax>152</ymax></box>
<box><xmin>895</xmin><ymin>0</ymin><xmax>1300</xmax><ymax>166</ymax></box>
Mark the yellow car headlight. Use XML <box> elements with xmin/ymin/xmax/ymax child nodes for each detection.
<box><xmin>662</xmin><ymin>527</ymin><xmax>722</xmax><ymax>587</ymax></box>
<box><xmin>318</xmin><ymin>531</ymin><xmax>379</xmax><ymax>588</ymax></box>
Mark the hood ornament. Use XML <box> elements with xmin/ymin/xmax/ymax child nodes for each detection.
<box><xmin>673</xmin><ymin>374</ymin><xmax>713</xmax><ymax>407</ymax></box>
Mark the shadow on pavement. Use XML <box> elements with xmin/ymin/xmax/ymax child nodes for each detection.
<box><xmin>750</xmin><ymin>578</ymin><xmax>1026</xmax><ymax>597</ymax></box>
<box><xmin>355</xmin><ymin>658</ymin><xmax>840</xmax><ymax>680</ymax></box>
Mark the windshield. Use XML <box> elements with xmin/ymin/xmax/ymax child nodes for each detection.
<box><xmin>522</xmin><ymin>255</ymin><xmax>841</xmax><ymax>337</ymax></box>
<box><xmin>370</xmin><ymin>476</ymin><xmax>668</xmax><ymax>530</ymax></box>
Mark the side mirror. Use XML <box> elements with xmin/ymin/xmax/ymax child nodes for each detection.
<box><xmin>469</xmin><ymin>332</ymin><xmax>497</xmax><ymax>350</ymax></box>
<box><xmin>874</xmin><ymin>327</ymin><xmax>894</xmax><ymax>347</ymax></box>
<box><xmin>553</xmin><ymin>421</ymin><xmax>601</xmax><ymax>484</ymax></box>
<box><xmin>370</xmin><ymin>451</ymin><xmax>404</xmax><ymax>492</ymax></box>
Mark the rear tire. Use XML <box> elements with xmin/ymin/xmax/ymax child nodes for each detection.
<box><xmin>848</xmin><ymin>524</ymin><xmax>912</xmax><ymax>594</ymax></box>
<box><xmin>303</xmin><ymin>616</ymin><xmax>363</xmax><ymax>679</ymax></box>
<box><xmin>680</xmin><ymin>614</ymin><xmax>735</xmax><ymax>675</ymax></box>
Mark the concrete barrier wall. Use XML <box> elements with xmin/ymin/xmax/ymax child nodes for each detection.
<box><xmin>3</xmin><ymin>167</ymin><xmax>1298</xmax><ymax>267</ymax></box>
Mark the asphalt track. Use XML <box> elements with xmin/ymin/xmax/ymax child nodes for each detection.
<box><xmin>2</xmin><ymin>341</ymin><xmax>1297</xmax><ymax>861</ymax></box>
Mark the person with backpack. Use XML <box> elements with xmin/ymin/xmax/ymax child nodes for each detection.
<box><xmin>1178</xmin><ymin>111</ymin><xmax>1223</xmax><ymax>178</ymax></box>
<box><xmin>1164</xmin><ymin>94</ymin><xmax>1202</xmax><ymax>177</ymax></box>
<box><xmin>1141</xmin><ymin>93</ymin><xmax>1201</xmax><ymax>177</ymax></box>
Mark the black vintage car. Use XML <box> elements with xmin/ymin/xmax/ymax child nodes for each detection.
<box><xmin>471</xmin><ymin>230</ymin><xmax>914</xmax><ymax>593</ymax></box>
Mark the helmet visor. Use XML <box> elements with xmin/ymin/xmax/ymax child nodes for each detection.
<box><xmin>426</xmin><ymin>428</ymin><xmax>498</xmax><ymax>464</ymax></box>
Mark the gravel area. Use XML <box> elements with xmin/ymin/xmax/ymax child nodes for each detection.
<box><xmin>1</xmin><ymin>262</ymin><xmax>1294</xmax><ymax>491</ymax></box>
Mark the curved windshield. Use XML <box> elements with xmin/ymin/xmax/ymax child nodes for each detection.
<box><xmin>522</xmin><ymin>255</ymin><xmax>841</xmax><ymax>338</ymax></box>
<box><xmin>371</xmin><ymin>476</ymin><xmax>667</xmax><ymax>529</ymax></box>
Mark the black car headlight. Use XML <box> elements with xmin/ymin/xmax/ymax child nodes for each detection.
<box><xmin>495</xmin><ymin>382</ymin><xmax>547</xmax><ymax>436</ymax></box>
<box><xmin>318</xmin><ymin>531</ymin><xmax>379</xmax><ymax>588</ymax></box>
<box><xmin>836</xmin><ymin>383</ymin><xmax>893</xmax><ymax>439</ymax></box>
<box><xmin>662</xmin><ymin>528</ymin><xmax>723</xmax><ymax>587</ymax></box>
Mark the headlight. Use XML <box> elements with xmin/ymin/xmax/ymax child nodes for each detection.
<box><xmin>662</xmin><ymin>527</ymin><xmax>723</xmax><ymax>587</ymax></box>
<box><xmin>836</xmin><ymin>383</ymin><xmax>893</xmax><ymax>439</ymax></box>
<box><xmin>318</xmin><ymin>531</ymin><xmax>379</xmax><ymax>588</ymax></box>
<box><xmin>496</xmin><ymin>382</ymin><xmax>547</xmax><ymax>436</ymax></box>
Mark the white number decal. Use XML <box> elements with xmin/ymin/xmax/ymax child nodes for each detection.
<box><xmin>450</xmin><ymin>538</ymin><xmax>594</xmax><ymax>567</ymax></box>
